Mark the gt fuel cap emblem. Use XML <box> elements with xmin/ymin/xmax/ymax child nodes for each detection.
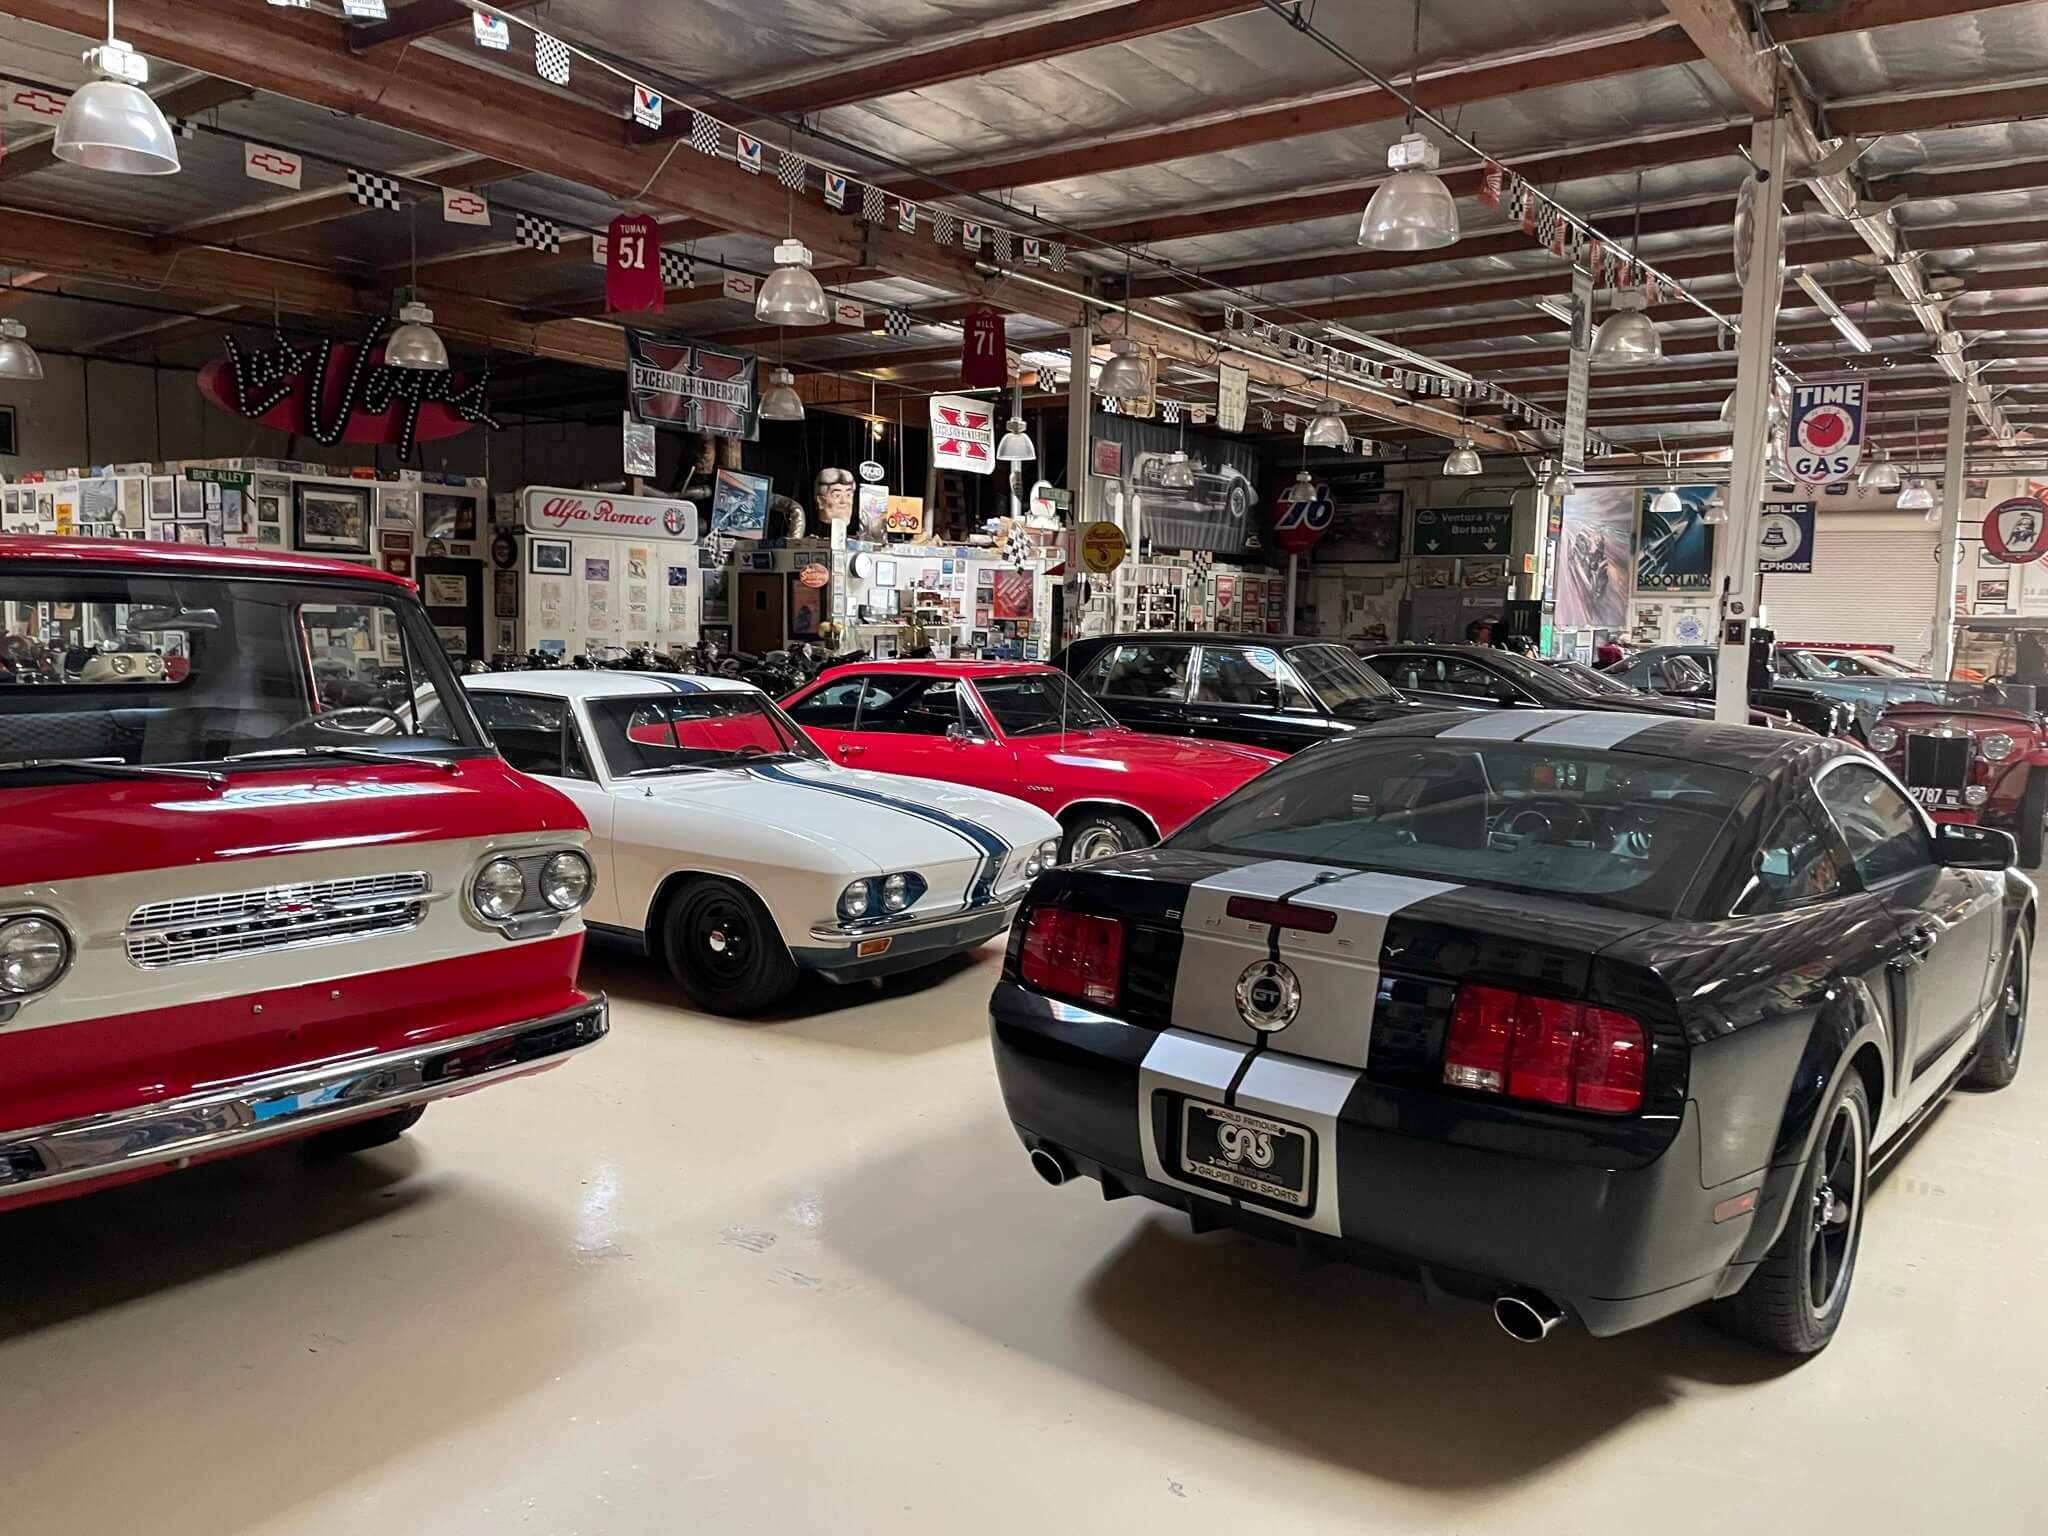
<box><xmin>1235</xmin><ymin>958</ymin><xmax>1302</xmax><ymax>1032</ymax></box>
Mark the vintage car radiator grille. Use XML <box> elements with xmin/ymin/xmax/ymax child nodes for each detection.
<box><xmin>125</xmin><ymin>873</ymin><xmax>431</xmax><ymax>968</ymax></box>
<box><xmin>1904</xmin><ymin>732</ymin><xmax>1972</xmax><ymax>790</ymax></box>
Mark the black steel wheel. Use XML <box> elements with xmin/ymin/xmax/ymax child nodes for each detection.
<box><xmin>1710</xmin><ymin>1074</ymin><xmax>1871</xmax><ymax>1356</ymax></box>
<box><xmin>1967</xmin><ymin>928</ymin><xmax>2028</xmax><ymax>1090</ymax></box>
<box><xmin>661</xmin><ymin>876</ymin><xmax>798</xmax><ymax>1016</ymax></box>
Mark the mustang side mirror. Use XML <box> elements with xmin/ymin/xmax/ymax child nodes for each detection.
<box><xmin>945</xmin><ymin>722</ymin><xmax>980</xmax><ymax>744</ymax></box>
<box><xmin>1935</xmin><ymin>821</ymin><xmax>2017</xmax><ymax>871</ymax></box>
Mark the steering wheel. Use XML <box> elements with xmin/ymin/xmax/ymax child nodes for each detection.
<box><xmin>1496</xmin><ymin>799</ymin><xmax>1590</xmax><ymax>844</ymax></box>
<box><xmin>278</xmin><ymin>706</ymin><xmax>410</xmax><ymax>740</ymax></box>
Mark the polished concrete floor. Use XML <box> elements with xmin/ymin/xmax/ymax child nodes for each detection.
<box><xmin>4</xmin><ymin>939</ymin><xmax>2046</xmax><ymax>1535</ymax></box>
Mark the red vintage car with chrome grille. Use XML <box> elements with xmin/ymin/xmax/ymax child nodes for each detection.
<box><xmin>0</xmin><ymin>537</ymin><xmax>606</xmax><ymax>1212</ymax></box>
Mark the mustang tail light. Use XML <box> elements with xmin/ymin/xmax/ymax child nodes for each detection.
<box><xmin>1444</xmin><ymin>983</ymin><xmax>1646</xmax><ymax>1114</ymax></box>
<box><xmin>1020</xmin><ymin>906</ymin><xmax>1124</xmax><ymax>1009</ymax></box>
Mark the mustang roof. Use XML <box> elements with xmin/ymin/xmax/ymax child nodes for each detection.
<box><xmin>465</xmin><ymin>670</ymin><xmax>761</xmax><ymax>699</ymax></box>
<box><xmin>1369</xmin><ymin>706</ymin><xmax>1840</xmax><ymax>777</ymax></box>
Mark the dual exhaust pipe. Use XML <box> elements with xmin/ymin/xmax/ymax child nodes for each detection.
<box><xmin>1027</xmin><ymin>1146</ymin><xmax>1566</xmax><ymax>1342</ymax></box>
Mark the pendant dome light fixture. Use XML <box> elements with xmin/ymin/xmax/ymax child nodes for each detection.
<box><xmin>756</xmin><ymin>239</ymin><xmax>830</xmax><ymax>326</ymax></box>
<box><xmin>1097</xmin><ymin>246</ymin><xmax>1152</xmax><ymax>401</ymax></box>
<box><xmin>1898</xmin><ymin>476</ymin><xmax>1937</xmax><ymax>513</ymax></box>
<box><xmin>995</xmin><ymin>378</ymin><xmax>1035</xmax><ymax>462</ymax></box>
<box><xmin>1592</xmin><ymin>173</ymin><xmax>1661</xmax><ymax>366</ymax></box>
<box><xmin>1443</xmin><ymin>438</ymin><xmax>1482</xmax><ymax>476</ymax></box>
<box><xmin>1544</xmin><ymin>462</ymin><xmax>1572</xmax><ymax>499</ymax></box>
<box><xmin>53</xmin><ymin>6</ymin><xmax>181</xmax><ymax>176</ymax></box>
<box><xmin>1651</xmin><ymin>485</ymin><xmax>1683</xmax><ymax>515</ymax></box>
<box><xmin>1358</xmin><ymin>0</ymin><xmax>1459</xmax><ymax>252</ymax></box>
<box><xmin>758</xmin><ymin>366</ymin><xmax>805</xmax><ymax>421</ymax></box>
<box><xmin>384</xmin><ymin>207</ymin><xmax>448</xmax><ymax>371</ymax></box>
<box><xmin>1857</xmin><ymin>445</ymin><xmax>1903</xmax><ymax>491</ymax></box>
<box><xmin>1282</xmin><ymin>468</ymin><xmax>1318</xmax><ymax>504</ymax></box>
<box><xmin>0</xmin><ymin>318</ymin><xmax>44</xmax><ymax>381</ymax></box>
<box><xmin>1157</xmin><ymin>451</ymin><xmax>1197</xmax><ymax>489</ymax></box>
<box><xmin>1702</xmin><ymin>485</ymin><xmax>1729</xmax><ymax>525</ymax></box>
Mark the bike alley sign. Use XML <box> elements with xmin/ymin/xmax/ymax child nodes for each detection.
<box><xmin>1786</xmin><ymin>380</ymin><xmax>1868</xmax><ymax>488</ymax></box>
<box><xmin>1414</xmin><ymin>505</ymin><xmax>1513</xmax><ymax>556</ymax></box>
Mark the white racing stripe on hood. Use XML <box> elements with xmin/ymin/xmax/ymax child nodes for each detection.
<box><xmin>1137</xmin><ymin>1029</ymin><xmax>1249</xmax><ymax>1207</ymax></box>
<box><xmin>1436</xmin><ymin>709</ymin><xmax>1584</xmax><ymax>742</ymax></box>
<box><xmin>1521</xmin><ymin>712</ymin><xmax>1668</xmax><ymax>749</ymax></box>
<box><xmin>1232</xmin><ymin>1053</ymin><xmax>1358</xmax><ymax>1238</ymax></box>
<box><xmin>1273</xmin><ymin>872</ymin><xmax>1461</xmax><ymax>1069</ymax></box>
<box><xmin>1170</xmin><ymin>860</ymin><xmax>1356</xmax><ymax>1046</ymax></box>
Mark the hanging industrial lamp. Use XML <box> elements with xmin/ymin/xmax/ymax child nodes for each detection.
<box><xmin>1443</xmin><ymin>439</ymin><xmax>1482</xmax><ymax>476</ymax></box>
<box><xmin>1097</xmin><ymin>338</ymin><xmax>1149</xmax><ymax>400</ymax></box>
<box><xmin>756</xmin><ymin>239</ymin><xmax>829</xmax><ymax>326</ymax></box>
<box><xmin>1282</xmin><ymin>469</ymin><xmax>1317</xmax><ymax>504</ymax></box>
<box><xmin>1702</xmin><ymin>485</ymin><xmax>1729</xmax><ymax>525</ymax></box>
<box><xmin>0</xmin><ymin>318</ymin><xmax>43</xmax><ymax>381</ymax></box>
<box><xmin>52</xmin><ymin>8</ymin><xmax>180</xmax><ymax>176</ymax></box>
<box><xmin>1651</xmin><ymin>485</ymin><xmax>1683</xmax><ymax>515</ymax></box>
<box><xmin>758</xmin><ymin>366</ymin><xmax>805</xmax><ymax>421</ymax></box>
<box><xmin>384</xmin><ymin>207</ymin><xmax>448</xmax><ymax>371</ymax></box>
<box><xmin>1857</xmin><ymin>446</ymin><xmax>1903</xmax><ymax>491</ymax></box>
<box><xmin>1358</xmin><ymin>1</ymin><xmax>1458</xmax><ymax>252</ymax></box>
<box><xmin>1541</xmin><ymin>460</ymin><xmax>1571</xmax><ymax>499</ymax></box>
<box><xmin>1898</xmin><ymin>476</ymin><xmax>1936</xmax><ymax>513</ymax></box>
<box><xmin>1592</xmin><ymin>291</ymin><xmax>1661</xmax><ymax>365</ymax></box>
<box><xmin>995</xmin><ymin>418</ymin><xmax>1035</xmax><ymax>463</ymax></box>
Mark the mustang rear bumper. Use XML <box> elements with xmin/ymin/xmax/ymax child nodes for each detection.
<box><xmin>0</xmin><ymin>996</ymin><xmax>608</xmax><ymax>1203</ymax></box>
<box><xmin>991</xmin><ymin>982</ymin><xmax>1751</xmax><ymax>1337</ymax></box>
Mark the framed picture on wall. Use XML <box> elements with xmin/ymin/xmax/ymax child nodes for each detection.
<box><xmin>293</xmin><ymin>484</ymin><xmax>372</xmax><ymax>554</ymax></box>
<box><xmin>529</xmin><ymin>536</ymin><xmax>571</xmax><ymax>575</ymax></box>
<box><xmin>422</xmin><ymin>491</ymin><xmax>477</xmax><ymax>542</ymax></box>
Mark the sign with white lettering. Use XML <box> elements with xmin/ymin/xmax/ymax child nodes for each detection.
<box><xmin>1787</xmin><ymin>379</ymin><xmax>1868</xmax><ymax>487</ymax></box>
<box><xmin>521</xmin><ymin>487</ymin><xmax>699</xmax><ymax>542</ymax></box>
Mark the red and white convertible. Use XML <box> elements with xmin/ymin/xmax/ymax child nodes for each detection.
<box><xmin>783</xmin><ymin>660</ymin><xmax>1284</xmax><ymax>862</ymax></box>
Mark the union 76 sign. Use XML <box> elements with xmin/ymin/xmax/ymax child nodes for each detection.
<box><xmin>1786</xmin><ymin>379</ymin><xmax>1868</xmax><ymax>488</ymax></box>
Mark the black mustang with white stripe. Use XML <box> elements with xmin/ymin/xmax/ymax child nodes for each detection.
<box><xmin>992</xmin><ymin>708</ymin><xmax>2032</xmax><ymax>1353</ymax></box>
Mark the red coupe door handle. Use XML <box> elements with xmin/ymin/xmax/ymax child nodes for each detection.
<box><xmin>836</xmin><ymin>742</ymin><xmax>864</xmax><ymax>758</ymax></box>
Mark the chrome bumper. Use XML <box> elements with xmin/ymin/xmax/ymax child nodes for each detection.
<box><xmin>0</xmin><ymin>996</ymin><xmax>608</xmax><ymax>1200</ymax></box>
<box><xmin>807</xmin><ymin>895</ymin><xmax>1023</xmax><ymax>944</ymax></box>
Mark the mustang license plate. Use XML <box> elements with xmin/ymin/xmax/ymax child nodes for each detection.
<box><xmin>1178</xmin><ymin>1099</ymin><xmax>1314</xmax><ymax>1209</ymax></box>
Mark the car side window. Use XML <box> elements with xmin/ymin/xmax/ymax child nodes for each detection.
<box><xmin>1736</xmin><ymin>805</ymin><xmax>1843</xmax><ymax>914</ymax></box>
<box><xmin>1193</xmin><ymin>646</ymin><xmax>1313</xmax><ymax>709</ymax></box>
<box><xmin>851</xmin><ymin>676</ymin><xmax>970</xmax><ymax>737</ymax></box>
<box><xmin>1436</xmin><ymin>657</ymin><xmax>1508</xmax><ymax>702</ymax></box>
<box><xmin>1086</xmin><ymin>643</ymin><xmax>1191</xmax><ymax>701</ymax></box>
<box><xmin>785</xmin><ymin>675</ymin><xmax>868</xmax><ymax>727</ymax></box>
<box><xmin>1816</xmin><ymin>763</ymin><xmax>1932</xmax><ymax>886</ymax></box>
<box><xmin>471</xmin><ymin>691</ymin><xmax>572</xmax><ymax>777</ymax></box>
<box><xmin>1363</xmin><ymin>653</ymin><xmax>1426</xmax><ymax>692</ymax></box>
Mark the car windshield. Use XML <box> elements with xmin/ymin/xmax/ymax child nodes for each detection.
<box><xmin>1664</xmin><ymin>654</ymin><xmax>1712</xmax><ymax>689</ymax></box>
<box><xmin>1288</xmin><ymin>644</ymin><xmax>1396</xmax><ymax>710</ymax></box>
<box><xmin>1171</xmin><ymin>739</ymin><xmax>1746</xmax><ymax>917</ymax></box>
<box><xmin>974</xmin><ymin>671</ymin><xmax>1118</xmax><ymax>735</ymax></box>
<box><xmin>586</xmin><ymin>691</ymin><xmax>822</xmax><ymax>775</ymax></box>
<box><xmin>0</xmin><ymin>563</ymin><xmax>482</xmax><ymax>774</ymax></box>
<box><xmin>1851</xmin><ymin>653</ymin><xmax>1924</xmax><ymax>677</ymax></box>
<box><xmin>1552</xmin><ymin>660</ymin><xmax>1637</xmax><ymax>696</ymax></box>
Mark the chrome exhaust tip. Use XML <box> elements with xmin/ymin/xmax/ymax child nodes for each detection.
<box><xmin>1493</xmin><ymin>1289</ymin><xmax>1565</xmax><ymax>1343</ymax></box>
<box><xmin>1029</xmin><ymin>1147</ymin><xmax>1072</xmax><ymax>1187</ymax></box>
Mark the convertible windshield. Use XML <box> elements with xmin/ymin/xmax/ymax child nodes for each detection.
<box><xmin>975</xmin><ymin>672</ymin><xmax>1118</xmax><ymax>734</ymax></box>
<box><xmin>1288</xmin><ymin>644</ymin><xmax>1396</xmax><ymax>709</ymax></box>
<box><xmin>1550</xmin><ymin>659</ymin><xmax>1637</xmax><ymax>696</ymax></box>
<box><xmin>0</xmin><ymin>564</ymin><xmax>481</xmax><ymax>772</ymax></box>
<box><xmin>1171</xmin><ymin>740</ymin><xmax>1747</xmax><ymax>917</ymax></box>
<box><xmin>588</xmin><ymin>691</ymin><xmax>822</xmax><ymax>775</ymax></box>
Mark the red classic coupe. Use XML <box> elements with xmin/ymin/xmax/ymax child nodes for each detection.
<box><xmin>783</xmin><ymin>660</ymin><xmax>1284</xmax><ymax>862</ymax></box>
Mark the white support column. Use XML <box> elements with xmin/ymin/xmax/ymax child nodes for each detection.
<box><xmin>1063</xmin><ymin>324</ymin><xmax>1093</xmax><ymax>648</ymax></box>
<box><xmin>1933</xmin><ymin>378</ymin><xmax>1970</xmax><ymax>677</ymax></box>
<box><xmin>1713</xmin><ymin>116</ymin><xmax>1790</xmax><ymax>725</ymax></box>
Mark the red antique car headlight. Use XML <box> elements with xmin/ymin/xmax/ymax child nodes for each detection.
<box><xmin>1868</xmin><ymin>723</ymin><xmax>1899</xmax><ymax>753</ymax></box>
<box><xmin>1980</xmin><ymin>731</ymin><xmax>2017</xmax><ymax>763</ymax></box>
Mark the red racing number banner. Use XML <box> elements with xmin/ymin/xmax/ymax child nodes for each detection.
<box><xmin>606</xmin><ymin>212</ymin><xmax>664</xmax><ymax>313</ymax></box>
<box><xmin>959</xmin><ymin>305</ymin><xmax>1007</xmax><ymax>389</ymax></box>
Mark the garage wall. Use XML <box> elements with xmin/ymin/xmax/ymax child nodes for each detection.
<box><xmin>1758</xmin><ymin>512</ymin><xmax>1940</xmax><ymax>661</ymax></box>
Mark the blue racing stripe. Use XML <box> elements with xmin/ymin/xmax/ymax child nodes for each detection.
<box><xmin>644</xmin><ymin>672</ymin><xmax>706</xmax><ymax>693</ymax></box>
<box><xmin>748</xmin><ymin>761</ymin><xmax>1010</xmax><ymax>898</ymax></box>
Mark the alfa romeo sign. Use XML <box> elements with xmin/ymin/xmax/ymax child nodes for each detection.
<box><xmin>1786</xmin><ymin>380</ymin><xmax>1867</xmax><ymax>487</ymax></box>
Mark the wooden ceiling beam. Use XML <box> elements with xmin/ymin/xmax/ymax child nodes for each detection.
<box><xmin>164</xmin><ymin>154</ymin><xmax>522</xmax><ymax>251</ymax></box>
<box><xmin>347</xmin><ymin>0</ymin><xmax>543</xmax><ymax>55</ymax></box>
<box><xmin>531</xmin><ymin>265</ymin><xmax>888</xmax><ymax>322</ymax></box>
<box><xmin>406</xmin><ymin>215</ymin><xmax>723</xmax><ymax>288</ymax></box>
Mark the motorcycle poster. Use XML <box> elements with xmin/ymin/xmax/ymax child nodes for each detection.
<box><xmin>1555</xmin><ymin>485</ymin><xmax>1632</xmax><ymax>630</ymax></box>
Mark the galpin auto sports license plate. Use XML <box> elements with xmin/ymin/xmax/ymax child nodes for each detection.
<box><xmin>1178</xmin><ymin>1099</ymin><xmax>1313</xmax><ymax>1209</ymax></box>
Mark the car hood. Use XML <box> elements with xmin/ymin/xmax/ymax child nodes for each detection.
<box><xmin>627</xmin><ymin>757</ymin><xmax>1058</xmax><ymax>865</ymax></box>
<box><xmin>1040</xmin><ymin>729</ymin><xmax>1283</xmax><ymax>774</ymax></box>
<box><xmin>1</xmin><ymin>755</ymin><xmax>583</xmax><ymax>885</ymax></box>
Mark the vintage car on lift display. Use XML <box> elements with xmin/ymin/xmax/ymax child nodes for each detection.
<box><xmin>1870</xmin><ymin>618</ymin><xmax>2048</xmax><ymax>866</ymax></box>
<box><xmin>991</xmin><ymin>708</ymin><xmax>2029</xmax><ymax>1355</ymax></box>
<box><xmin>0</xmin><ymin>536</ymin><xmax>608</xmax><ymax>1213</ymax></box>
<box><xmin>782</xmin><ymin>660</ymin><xmax>1283</xmax><ymax>863</ymax></box>
<box><xmin>455</xmin><ymin>670</ymin><xmax>1062</xmax><ymax>1014</ymax></box>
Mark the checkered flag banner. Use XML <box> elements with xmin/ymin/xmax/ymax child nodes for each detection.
<box><xmin>347</xmin><ymin>169</ymin><xmax>402</xmax><ymax>211</ymax></box>
<box><xmin>932</xmin><ymin>210</ymin><xmax>958</xmax><ymax>245</ymax></box>
<box><xmin>690</xmin><ymin>112</ymin><xmax>721</xmax><ymax>157</ymax></box>
<box><xmin>862</xmin><ymin>184</ymin><xmax>885</xmax><ymax>223</ymax></box>
<box><xmin>993</xmin><ymin>228</ymin><xmax>1013</xmax><ymax>264</ymax></box>
<box><xmin>1003</xmin><ymin>525</ymin><xmax>1032</xmax><ymax>567</ymax></box>
<box><xmin>1258</xmin><ymin>406</ymin><xmax>1273</xmax><ymax>430</ymax></box>
<box><xmin>1190</xmin><ymin>550</ymin><xmax>1212</xmax><ymax>580</ymax></box>
<box><xmin>1048</xmin><ymin>243</ymin><xmax>1068</xmax><ymax>272</ymax></box>
<box><xmin>1161</xmin><ymin>399</ymin><xmax>1181</xmax><ymax>424</ymax></box>
<box><xmin>513</xmin><ymin>211</ymin><xmax>561</xmax><ymax>251</ymax></box>
<box><xmin>169</xmin><ymin>117</ymin><xmax>202</xmax><ymax>140</ymax></box>
<box><xmin>884</xmin><ymin>308</ymin><xmax>912</xmax><ymax>338</ymax></box>
<box><xmin>776</xmin><ymin>150</ymin><xmax>807</xmax><ymax>191</ymax></box>
<box><xmin>534</xmin><ymin>31</ymin><xmax>571</xmax><ymax>86</ymax></box>
<box><xmin>660</xmin><ymin>249</ymin><xmax>692</xmax><ymax>289</ymax></box>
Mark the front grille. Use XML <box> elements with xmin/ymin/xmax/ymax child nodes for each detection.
<box><xmin>125</xmin><ymin>872</ymin><xmax>431</xmax><ymax>968</ymax></box>
<box><xmin>1904</xmin><ymin>732</ymin><xmax>1972</xmax><ymax>790</ymax></box>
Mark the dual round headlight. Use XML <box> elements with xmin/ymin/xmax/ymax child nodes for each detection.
<box><xmin>0</xmin><ymin>915</ymin><xmax>70</xmax><ymax>996</ymax></box>
<box><xmin>473</xmin><ymin>850</ymin><xmax>595</xmax><ymax>921</ymax></box>
<box><xmin>473</xmin><ymin>859</ymin><xmax>527</xmax><ymax>920</ymax></box>
<box><xmin>540</xmin><ymin>851</ymin><xmax>594</xmax><ymax>911</ymax></box>
<box><xmin>840</xmin><ymin>872</ymin><xmax>927</xmax><ymax>921</ymax></box>
<box><xmin>1025</xmin><ymin>837</ymin><xmax>1062</xmax><ymax>879</ymax></box>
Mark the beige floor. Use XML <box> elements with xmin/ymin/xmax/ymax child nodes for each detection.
<box><xmin>4</xmin><ymin>939</ymin><xmax>2046</xmax><ymax>1535</ymax></box>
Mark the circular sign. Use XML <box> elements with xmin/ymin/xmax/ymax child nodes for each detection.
<box><xmin>1758</xmin><ymin>510</ymin><xmax>1803</xmax><ymax>555</ymax></box>
<box><xmin>858</xmin><ymin>460</ymin><xmax>886</xmax><ymax>483</ymax></box>
<box><xmin>1983</xmin><ymin>496</ymin><xmax>2048</xmax><ymax>564</ymax></box>
<box><xmin>1270</xmin><ymin>488</ymin><xmax>1335</xmax><ymax>554</ymax></box>
<box><xmin>1080</xmin><ymin>520</ymin><xmax>1128</xmax><ymax>573</ymax></box>
<box><xmin>798</xmin><ymin>561</ymin><xmax>830</xmax><ymax>588</ymax></box>
<box><xmin>1234</xmin><ymin>958</ymin><xmax>1301</xmax><ymax>1033</ymax></box>
<box><xmin>663</xmin><ymin>506</ymin><xmax>688</xmax><ymax>536</ymax></box>
<box><xmin>491</xmin><ymin>531</ymin><xmax>518</xmax><ymax>570</ymax></box>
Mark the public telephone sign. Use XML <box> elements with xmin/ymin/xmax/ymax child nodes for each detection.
<box><xmin>1786</xmin><ymin>380</ymin><xmax>1867</xmax><ymax>487</ymax></box>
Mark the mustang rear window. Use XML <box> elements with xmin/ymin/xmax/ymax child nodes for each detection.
<box><xmin>1171</xmin><ymin>741</ymin><xmax>1747</xmax><ymax>917</ymax></box>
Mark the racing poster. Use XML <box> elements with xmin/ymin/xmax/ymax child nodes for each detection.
<box><xmin>1555</xmin><ymin>485</ymin><xmax>1632</xmax><ymax>630</ymax></box>
<box><xmin>625</xmin><ymin>329</ymin><xmax>758</xmax><ymax>440</ymax></box>
<box><xmin>1636</xmin><ymin>485</ymin><xmax>1716</xmax><ymax>592</ymax></box>
<box><xmin>1786</xmin><ymin>379</ymin><xmax>1867</xmax><ymax>487</ymax></box>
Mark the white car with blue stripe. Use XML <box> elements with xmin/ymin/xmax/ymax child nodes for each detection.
<box><xmin>460</xmin><ymin>671</ymin><xmax>1062</xmax><ymax>1014</ymax></box>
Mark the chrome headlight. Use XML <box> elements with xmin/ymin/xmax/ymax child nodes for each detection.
<box><xmin>0</xmin><ymin>915</ymin><xmax>70</xmax><ymax>996</ymax></box>
<box><xmin>540</xmin><ymin>850</ymin><xmax>593</xmax><ymax>912</ymax></box>
<box><xmin>1981</xmin><ymin>732</ymin><xmax>2016</xmax><ymax>763</ymax></box>
<box><xmin>1026</xmin><ymin>837</ymin><xmax>1062</xmax><ymax>878</ymax></box>
<box><xmin>473</xmin><ymin>858</ymin><xmax>527</xmax><ymax>921</ymax></box>
<box><xmin>1967</xmin><ymin>784</ymin><xmax>1991</xmax><ymax>807</ymax></box>
<box><xmin>881</xmin><ymin>872</ymin><xmax>917</xmax><ymax>912</ymax></box>
<box><xmin>109</xmin><ymin>654</ymin><xmax>133</xmax><ymax>676</ymax></box>
<box><xmin>839</xmin><ymin>880</ymin><xmax>873</xmax><ymax>920</ymax></box>
<box><xmin>1868</xmin><ymin>724</ymin><xmax>1898</xmax><ymax>753</ymax></box>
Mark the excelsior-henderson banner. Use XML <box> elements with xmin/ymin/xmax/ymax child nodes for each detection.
<box><xmin>625</xmin><ymin>328</ymin><xmax>759</xmax><ymax>441</ymax></box>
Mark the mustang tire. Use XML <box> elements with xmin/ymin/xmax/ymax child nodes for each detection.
<box><xmin>2018</xmin><ymin>771</ymin><xmax>2046</xmax><ymax>869</ymax></box>
<box><xmin>1966</xmin><ymin>928</ymin><xmax>2028</xmax><ymax>1090</ymax></box>
<box><xmin>662</xmin><ymin>876</ymin><xmax>799</xmax><ymax>1016</ymax></box>
<box><xmin>1062</xmin><ymin>809</ymin><xmax>1151</xmax><ymax>864</ymax></box>
<box><xmin>302</xmin><ymin>1105</ymin><xmax>425</xmax><ymax>1161</ymax></box>
<box><xmin>1710</xmin><ymin>1073</ymin><xmax>1871</xmax><ymax>1356</ymax></box>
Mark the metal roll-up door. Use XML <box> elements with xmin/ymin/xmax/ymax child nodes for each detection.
<box><xmin>1759</xmin><ymin>517</ymin><xmax>1940</xmax><ymax>662</ymax></box>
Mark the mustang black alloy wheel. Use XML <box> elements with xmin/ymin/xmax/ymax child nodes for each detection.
<box><xmin>1710</xmin><ymin>1074</ymin><xmax>1871</xmax><ymax>1356</ymax></box>
<box><xmin>662</xmin><ymin>876</ymin><xmax>799</xmax><ymax>1016</ymax></box>
<box><xmin>1967</xmin><ymin>928</ymin><xmax>2029</xmax><ymax>1090</ymax></box>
